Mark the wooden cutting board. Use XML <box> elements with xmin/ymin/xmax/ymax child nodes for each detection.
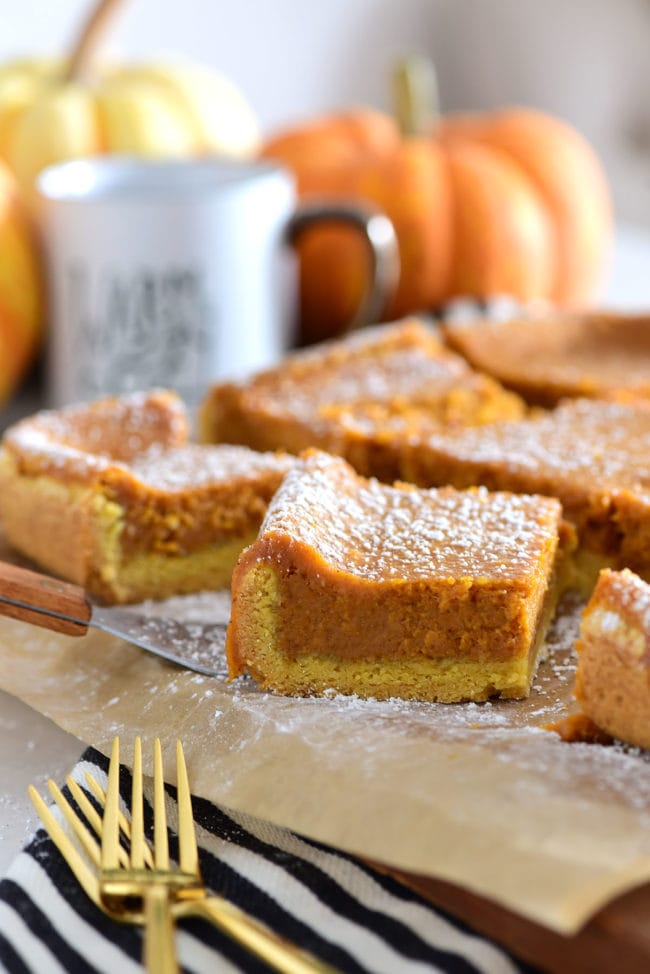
<box><xmin>375</xmin><ymin>864</ymin><xmax>650</xmax><ymax>973</ymax></box>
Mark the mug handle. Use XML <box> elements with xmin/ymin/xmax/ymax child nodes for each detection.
<box><xmin>285</xmin><ymin>200</ymin><xmax>400</xmax><ymax>335</ymax></box>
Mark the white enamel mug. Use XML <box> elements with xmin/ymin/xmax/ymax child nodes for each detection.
<box><xmin>37</xmin><ymin>157</ymin><xmax>398</xmax><ymax>408</ymax></box>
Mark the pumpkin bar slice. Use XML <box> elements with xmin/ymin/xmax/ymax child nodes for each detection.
<box><xmin>443</xmin><ymin>311</ymin><xmax>650</xmax><ymax>407</ymax></box>
<box><xmin>0</xmin><ymin>390</ymin><xmax>292</xmax><ymax>604</ymax></box>
<box><xmin>404</xmin><ymin>398</ymin><xmax>650</xmax><ymax>591</ymax></box>
<box><xmin>570</xmin><ymin>568</ymin><xmax>650</xmax><ymax>750</ymax></box>
<box><xmin>227</xmin><ymin>450</ymin><xmax>565</xmax><ymax>702</ymax></box>
<box><xmin>200</xmin><ymin>317</ymin><xmax>525</xmax><ymax>482</ymax></box>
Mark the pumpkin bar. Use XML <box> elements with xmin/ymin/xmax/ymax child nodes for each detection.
<box><xmin>404</xmin><ymin>398</ymin><xmax>650</xmax><ymax>590</ymax></box>
<box><xmin>200</xmin><ymin>318</ymin><xmax>525</xmax><ymax>482</ymax></box>
<box><xmin>227</xmin><ymin>450</ymin><xmax>565</xmax><ymax>702</ymax></box>
<box><xmin>0</xmin><ymin>390</ymin><xmax>292</xmax><ymax>604</ymax></box>
<box><xmin>570</xmin><ymin>568</ymin><xmax>650</xmax><ymax>750</ymax></box>
<box><xmin>443</xmin><ymin>311</ymin><xmax>650</xmax><ymax>407</ymax></box>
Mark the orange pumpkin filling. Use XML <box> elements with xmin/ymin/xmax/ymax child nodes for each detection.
<box><xmin>570</xmin><ymin>569</ymin><xmax>650</xmax><ymax>750</ymax></box>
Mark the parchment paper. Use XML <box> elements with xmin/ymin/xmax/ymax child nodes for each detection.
<box><xmin>2</xmin><ymin>570</ymin><xmax>650</xmax><ymax>936</ymax></box>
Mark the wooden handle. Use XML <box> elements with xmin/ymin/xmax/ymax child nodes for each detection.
<box><xmin>0</xmin><ymin>561</ymin><xmax>91</xmax><ymax>636</ymax></box>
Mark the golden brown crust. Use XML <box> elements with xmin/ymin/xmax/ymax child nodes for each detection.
<box><xmin>443</xmin><ymin>312</ymin><xmax>650</xmax><ymax>407</ymax></box>
<box><xmin>0</xmin><ymin>452</ymin><xmax>96</xmax><ymax>585</ymax></box>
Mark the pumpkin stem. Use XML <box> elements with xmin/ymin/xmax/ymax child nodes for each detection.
<box><xmin>393</xmin><ymin>56</ymin><xmax>439</xmax><ymax>137</ymax></box>
<box><xmin>64</xmin><ymin>0</ymin><xmax>127</xmax><ymax>84</ymax></box>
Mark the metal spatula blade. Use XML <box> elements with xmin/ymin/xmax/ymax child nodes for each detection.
<box><xmin>91</xmin><ymin>606</ymin><xmax>226</xmax><ymax>675</ymax></box>
<box><xmin>0</xmin><ymin>560</ymin><xmax>227</xmax><ymax>677</ymax></box>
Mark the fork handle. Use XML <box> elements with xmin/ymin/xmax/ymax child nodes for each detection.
<box><xmin>144</xmin><ymin>885</ymin><xmax>178</xmax><ymax>974</ymax></box>
<box><xmin>182</xmin><ymin>896</ymin><xmax>338</xmax><ymax>974</ymax></box>
<box><xmin>0</xmin><ymin>560</ymin><xmax>91</xmax><ymax>636</ymax></box>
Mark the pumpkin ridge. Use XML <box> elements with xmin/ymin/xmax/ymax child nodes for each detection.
<box><xmin>259</xmin><ymin>104</ymin><xmax>612</xmax><ymax>339</ymax></box>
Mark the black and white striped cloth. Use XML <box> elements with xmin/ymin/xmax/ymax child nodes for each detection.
<box><xmin>0</xmin><ymin>746</ymin><xmax>539</xmax><ymax>974</ymax></box>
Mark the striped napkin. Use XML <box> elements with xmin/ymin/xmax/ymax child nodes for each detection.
<box><xmin>0</xmin><ymin>745</ymin><xmax>536</xmax><ymax>974</ymax></box>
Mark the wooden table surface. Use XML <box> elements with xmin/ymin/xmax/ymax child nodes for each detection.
<box><xmin>381</xmin><ymin>866</ymin><xmax>650</xmax><ymax>974</ymax></box>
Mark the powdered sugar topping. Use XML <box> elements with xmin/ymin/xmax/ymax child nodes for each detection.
<box><xmin>130</xmin><ymin>444</ymin><xmax>292</xmax><ymax>491</ymax></box>
<box><xmin>3</xmin><ymin>389</ymin><xmax>189</xmax><ymax>480</ymax></box>
<box><xmin>263</xmin><ymin>450</ymin><xmax>560</xmax><ymax>581</ymax></box>
<box><xmin>422</xmin><ymin>398</ymin><xmax>650</xmax><ymax>493</ymax></box>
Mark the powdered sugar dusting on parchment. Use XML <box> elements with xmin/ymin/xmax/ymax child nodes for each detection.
<box><xmin>133</xmin><ymin>589</ymin><xmax>232</xmax><ymax>625</ymax></box>
<box><xmin>119</xmin><ymin>586</ymin><xmax>583</xmax><ymax>735</ymax></box>
<box><xmin>4</xmin><ymin>579</ymin><xmax>650</xmax><ymax>933</ymax></box>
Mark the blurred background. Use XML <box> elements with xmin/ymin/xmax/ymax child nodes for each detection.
<box><xmin>4</xmin><ymin>0</ymin><xmax>650</xmax><ymax>229</ymax></box>
<box><xmin>1</xmin><ymin>0</ymin><xmax>650</xmax><ymax>426</ymax></box>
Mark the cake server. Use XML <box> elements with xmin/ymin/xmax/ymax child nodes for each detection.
<box><xmin>0</xmin><ymin>560</ymin><xmax>227</xmax><ymax>676</ymax></box>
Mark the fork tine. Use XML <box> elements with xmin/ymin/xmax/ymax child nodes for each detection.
<box><xmin>101</xmin><ymin>737</ymin><xmax>121</xmax><ymax>871</ymax></box>
<box><xmin>48</xmin><ymin>780</ymin><xmax>102</xmax><ymax>868</ymax></box>
<box><xmin>175</xmin><ymin>740</ymin><xmax>199</xmax><ymax>877</ymax></box>
<box><xmin>84</xmin><ymin>771</ymin><xmax>154</xmax><ymax>869</ymax></box>
<box><xmin>65</xmin><ymin>776</ymin><xmax>134</xmax><ymax>870</ymax></box>
<box><xmin>28</xmin><ymin>785</ymin><xmax>100</xmax><ymax>906</ymax></box>
<box><xmin>153</xmin><ymin>738</ymin><xmax>169</xmax><ymax>869</ymax></box>
<box><xmin>64</xmin><ymin>777</ymin><xmax>103</xmax><ymax>858</ymax></box>
<box><xmin>130</xmin><ymin>737</ymin><xmax>146</xmax><ymax>869</ymax></box>
<box><xmin>84</xmin><ymin>772</ymin><xmax>106</xmax><ymax>806</ymax></box>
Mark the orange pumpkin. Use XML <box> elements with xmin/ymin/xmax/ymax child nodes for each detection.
<box><xmin>260</xmin><ymin>106</ymin><xmax>612</xmax><ymax>346</ymax></box>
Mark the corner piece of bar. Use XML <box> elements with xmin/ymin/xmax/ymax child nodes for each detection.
<box><xmin>0</xmin><ymin>390</ymin><xmax>293</xmax><ymax>604</ymax></box>
<box><xmin>572</xmin><ymin>568</ymin><xmax>650</xmax><ymax>750</ymax></box>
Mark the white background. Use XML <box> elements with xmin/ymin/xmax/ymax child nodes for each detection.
<box><xmin>2</xmin><ymin>0</ymin><xmax>650</xmax><ymax>226</ymax></box>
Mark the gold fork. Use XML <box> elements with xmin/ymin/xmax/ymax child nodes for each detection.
<box><xmin>100</xmin><ymin>737</ymin><xmax>183</xmax><ymax>973</ymax></box>
<box><xmin>29</xmin><ymin>736</ymin><xmax>338</xmax><ymax>974</ymax></box>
